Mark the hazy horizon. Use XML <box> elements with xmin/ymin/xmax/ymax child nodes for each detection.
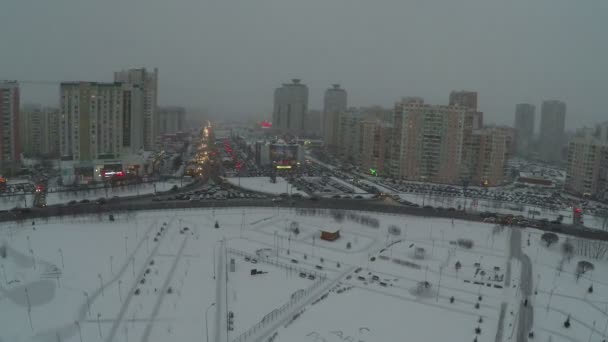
<box><xmin>1</xmin><ymin>0</ymin><xmax>606</xmax><ymax>128</ymax></box>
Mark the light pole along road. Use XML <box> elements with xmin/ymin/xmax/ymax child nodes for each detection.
<box><xmin>205</xmin><ymin>302</ymin><xmax>216</xmax><ymax>342</ymax></box>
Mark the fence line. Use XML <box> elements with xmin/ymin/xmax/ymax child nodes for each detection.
<box><xmin>226</xmin><ymin>248</ymin><xmax>327</xmax><ymax>342</ymax></box>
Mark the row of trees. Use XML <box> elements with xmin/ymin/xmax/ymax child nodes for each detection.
<box><xmin>294</xmin><ymin>208</ymin><xmax>380</xmax><ymax>228</ymax></box>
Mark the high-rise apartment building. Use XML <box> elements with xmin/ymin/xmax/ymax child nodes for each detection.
<box><xmin>595</xmin><ymin>121</ymin><xmax>608</xmax><ymax>143</ymax></box>
<box><xmin>337</xmin><ymin>111</ymin><xmax>363</xmax><ymax>163</ymax></box>
<box><xmin>323</xmin><ymin>84</ymin><xmax>347</xmax><ymax>148</ymax></box>
<box><xmin>470</xmin><ymin>127</ymin><xmax>514</xmax><ymax>186</ymax></box>
<box><xmin>390</xmin><ymin>95</ymin><xmax>509</xmax><ymax>186</ymax></box>
<box><xmin>20</xmin><ymin>105</ymin><xmax>60</xmax><ymax>158</ymax></box>
<box><xmin>449</xmin><ymin>90</ymin><xmax>478</xmax><ymax>110</ymax></box>
<box><xmin>0</xmin><ymin>81</ymin><xmax>21</xmax><ymax>174</ymax></box>
<box><xmin>156</xmin><ymin>106</ymin><xmax>186</xmax><ymax>136</ymax></box>
<box><xmin>514</xmin><ymin>104</ymin><xmax>535</xmax><ymax>157</ymax></box>
<box><xmin>44</xmin><ymin>108</ymin><xmax>60</xmax><ymax>157</ymax></box>
<box><xmin>60</xmin><ymin>82</ymin><xmax>125</xmax><ymax>161</ymax></box>
<box><xmin>359</xmin><ymin>119</ymin><xmax>392</xmax><ymax>175</ymax></box>
<box><xmin>392</xmin><ymin>100</ymin><xmax>477</xmax><ymax>184</ymax></box>
<box><xmin>539</xmin><ymin>100</ymin><xmax>566</xmax><ymax>162</ymax></box>
<box><xmin>565</xmin><ymin>137</ymin><xmax>608</xmax><ymax>199</ymax></box>
<box><xmin>272</xmin><ymin>79</ymin><xmax>308</xmax><ymax>134</ymax></box>
<box><xmin>114</xmin><ymin>68</ymin><xmax>158</xmax><ymax>151</ymax></box>
<box><xmin>20</xmin><ymin>104</ymin><xmax>43</xmax><ymax>158</ymax></box>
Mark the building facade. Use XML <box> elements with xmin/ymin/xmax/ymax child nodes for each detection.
<box><xmin>539</xmin><ymin>100</ymin><xmax>566</xmax><ymax>163</ymax></box>
<box><xmin>114</xmin><ymin>68</ymin><xmax>158</xmax><ymax>151</ymax></box>
<box><xmin>156</xmin><ymin>106</ymin><xmax>186</xmax><ymax>136</ymax></box>
<box><xmin>0</xmin><ymin>81</ymin><xmax>21</xmax><ymax>174</ymax></box>
<box><xmin>359</xmin><ymin>120</ymin><xmax>392</xmax><ymax>175</ymax></box>
<box><xmin>391</xmin><ymin>100</ymin><xmax>477</xmax><ymax>184</ymax></box>
<box><xmin>337</xmin><ymin>111</ymin><xmax>364</xmax><ymax>164</ymax></box>
<box><xmin>272</xmin><ymin>79</ymin><xmax>308</xmax><ymax>134</ymax></box>
<box><xmin>390</xmin><ymin>96</ymin><xmax>509</xmax><ymax>186</ymax></box>
<box><xmin>514</xmin><ymin>103</ymin><xmax>535</xmax><ymax>157</ymax></box>
<box><xmin>322</xmin><ymin>84</ymin><xmax>347</xmax><ymax>148</ymax></box>
<box><xmin>20</xmin><ymin>105</ymin><xmax>60</xmax><ymax>158</ymax></box>
<box><xmin>60</xmin><ymin>82</ymin><xmax>125</xmax><ymax>161</ymax></box>
<box><xmin>449</xmin><ymin>90</ymin><xmax>478</xmax><ymax>110</ymax></box>
<box><xmin>470</xmin><ymin>127</ymin><xmax>514</xmax><ymax>186</ymax></box>
<box><xmin>565</xmin><ymin>137</ymin><xmax>608</xmax><ymax>199</ymax></box>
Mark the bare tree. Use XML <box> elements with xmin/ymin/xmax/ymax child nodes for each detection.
<box><xmin>541</xmin><ymin>232</ymin><xmax>559</xmax><ymax>247</ymax></box>
<box><xmin>575</xmin><ymin>239</ymin><xmax>608</xmax><ymax>260</ymax></box>
<box><xmin>414</xmin><ymin>247</ymin><xmax>426</xmax><ymax>259</ymax></box>
<box><xmin>455</xmin><ymin>261</ymin><xmax>462</xmax><ymax>272</ymax></box>
<box><xmin>575</xmin><ymin>260</ymin><xmax>594</xmax><ymax>280</ymax></box>
<box><xmin>561</xmin><ymin>239</ymin><xmax>574</xmax><ymax>259</ymax></box>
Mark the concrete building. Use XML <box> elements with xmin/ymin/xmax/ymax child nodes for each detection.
<box><xmin>44</xmin><ymin>108</ymin><xmax>61</xmax><ymax>157</ymax></box>
<box><xmin>565</xmin><ymin>137</ymin><xmax>608</xmax><ymax>199</ymax></box>
<box><xmin>449</xmin><ymin>90</ymin><xmax>478</xmax><ymax>110</ymax></box>
<box><xmin>514</xmin><ymin>103</ymin><xmax>535</xmax><ymax>157</ymax></box>
<box><xmin>20</xmin><ymin>104</ymin><xmax>43</xmax><ymax>158</ymax></box>
<box><xmin>60</xmin><ymin>82</ymin><xmax>125</xmax><ymax>161</ymax></box>
<box><xmin>322</xmin><ymin>84</ymin><xmax>347</xmax><ymax>148</ymax></box>
<box><xmin>595</xmin><ymin>121</ymin><xmax>608</xmax><ymax>143</ymax></box>
<box><xmin>156</xmin><ymin>106</ymin><xmax>186</xmax><ymax>136</ymax></box>
<box><xmin>114</xmin><ymin>68</ymin><xmax>158</xmax><ymax>151</ymax></box>
<box><xmin>20</xmin><ymin>105</ymin><xmax>60</xmax><ymax>158</ymax></box>
<box><xmin>470</xmin><ymin>127</ymin><xmax>514</xmax><ymax>186</ymax></box>
<box><xmin>337</xmin><ymin>111</ymin><xmax>364</xmax><ymax>164</ymax></box>
<box><xmin>359</xmin><ymin>119</ymin><xmax>392</xmax><ymax>175</ymax></box>
<box><xmin>272</xmin><ymin>79</ymin><xmax>308</xmax><ymax>134</ymax></box>
<box><xmin>539</xmin><ymin>100</ymin><xmax>566</xmax><ymax>163</ymax></box>
<box><xmin>254</xmin><ymin>141</ymin><xmax>303</xmax><ymax>168</ymax></box>
<box><xmin>0</xmin><ymin>81</ymin><xmax>21</xmax><ymax>174</ymax></box>
<box><xmin>391</xmin><ymin>96</ymin><xmax>509</xmax><ymax>186</ymax></box>
<box><xmin>391</xmin><ymin>100</ymin><xmax>477</xmax><ymax>184</ymax></box>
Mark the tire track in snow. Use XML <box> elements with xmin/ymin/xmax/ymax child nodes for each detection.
<box><xmin>140</xmin><ymin>234</ymin><xmax>188</xmax><ymax>342</ymax></box>
<box><xmin>105</xmin><ymin>215</ymin><xmax>176</xmax><ymax>342</ymax></box>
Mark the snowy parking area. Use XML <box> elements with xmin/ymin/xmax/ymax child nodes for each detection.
<box><xmin>0</xmin><ymin>180</ymin><xmax>187</xmax><ymax>210</ymax></box>
<box><xmin>1</xmin><ymin>206</ymin><xmax>607</xmax><ymax>341</ymax></box>
<box><xmin>226</xmin><ymin>177</ymin><xmax>308</xmax><ymax>197</ymax></box>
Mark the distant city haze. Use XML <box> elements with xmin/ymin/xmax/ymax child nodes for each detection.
<box><xmin>1</xmin><ymin>0</ymin><xmax>606</xmax><ymax>128</ymax></box>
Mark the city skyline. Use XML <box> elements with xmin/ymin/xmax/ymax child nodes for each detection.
<box><xmin>1</xmin><ymin>0</ymin><xmax>606</xmax><ymax>128</ymax></box>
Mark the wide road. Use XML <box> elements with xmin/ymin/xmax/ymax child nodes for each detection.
<box><xmin>7</xmin><ymin>195</ymin><xmax>608</xmax><ymax>243</ymax></box>
<box><xmin>510</xmin><ymin>229</ymin><xmax>534</xmax><ymax>342</ymax></box>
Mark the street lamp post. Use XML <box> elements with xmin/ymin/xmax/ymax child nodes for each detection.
<box><xmin>212</xmin><ymin>241</ymin><xmax>222</xmax><ymax>280</ymax></box>
<box><xmin>205</xmin><ymin>302</ymin><xmax>216</xmax><ymax>342</ymax></box>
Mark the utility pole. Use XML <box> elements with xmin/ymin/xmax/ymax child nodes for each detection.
<box><xmin>436</xmin><ymin>266</ymin><xmax>443</xmax><ymax>302</ymax></box>
<box><xmin>98</xmin><ymin>274</ymin><xmax>104</xmax><ymax>296</ymax></box>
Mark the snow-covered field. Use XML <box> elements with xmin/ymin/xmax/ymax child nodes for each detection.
<box><xmin>1</xmin><ymin>206</ymin><xmax>607</xmax><ymax>342</ymax></box>
<box><xmin>226</xmin><ymin>177</ymin><xmax>308</xmax><ymax>197</ymax></box>
<box><xmin>521</xmin><ymin>230</ymin><xmax>608</xmax><ymax>341</ymax></box>
<box><xmin>0</xmin><ymin>180</ymin><xmax>185</xmax><ymax>210</ymax></box>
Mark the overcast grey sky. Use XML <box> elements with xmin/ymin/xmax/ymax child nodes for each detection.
<box><xmin>1</xmin><ymin>0</ymin><xmax>606</xmax><ymax>128</ymax></box>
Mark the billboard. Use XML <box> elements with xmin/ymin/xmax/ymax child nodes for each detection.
<box><xmin>269</xmin><ymin>144</ymin><xmax>299</xmax><ymax>166</ymax></box>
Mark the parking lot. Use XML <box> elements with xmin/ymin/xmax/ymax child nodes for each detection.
<box><xmin>288</xmin><ymin>176</ymin><xmax>369</xmax><ymax>198</ymax></box>
<box><xmin>152</xmin><ymin>183</ymin><xmax>268</xmax><ymax>202</ymax></box>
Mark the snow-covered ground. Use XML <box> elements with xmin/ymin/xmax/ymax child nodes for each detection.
<box><xmin>226</xmin><ymin>177</ymin><xmax>308</xmax><ymax>197</ymax></box>
<box><xmin>397</xmin><ymin>192</ymin><xmax>574</xmax><ymax>222</ymax></box>
<box><xmin>520</xmin><ymin>229</ymin><xmax>608</xmax><ymax>341</ymax></box>
<box><xmin>0</xmin><ymin>180</ymin><xmax>186</xmax><ymax>210</ymax></box>
<box><xmin>1</xmin><ymin>206</ymin><xmax>606</xmax><ymax>342</ymax></box>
